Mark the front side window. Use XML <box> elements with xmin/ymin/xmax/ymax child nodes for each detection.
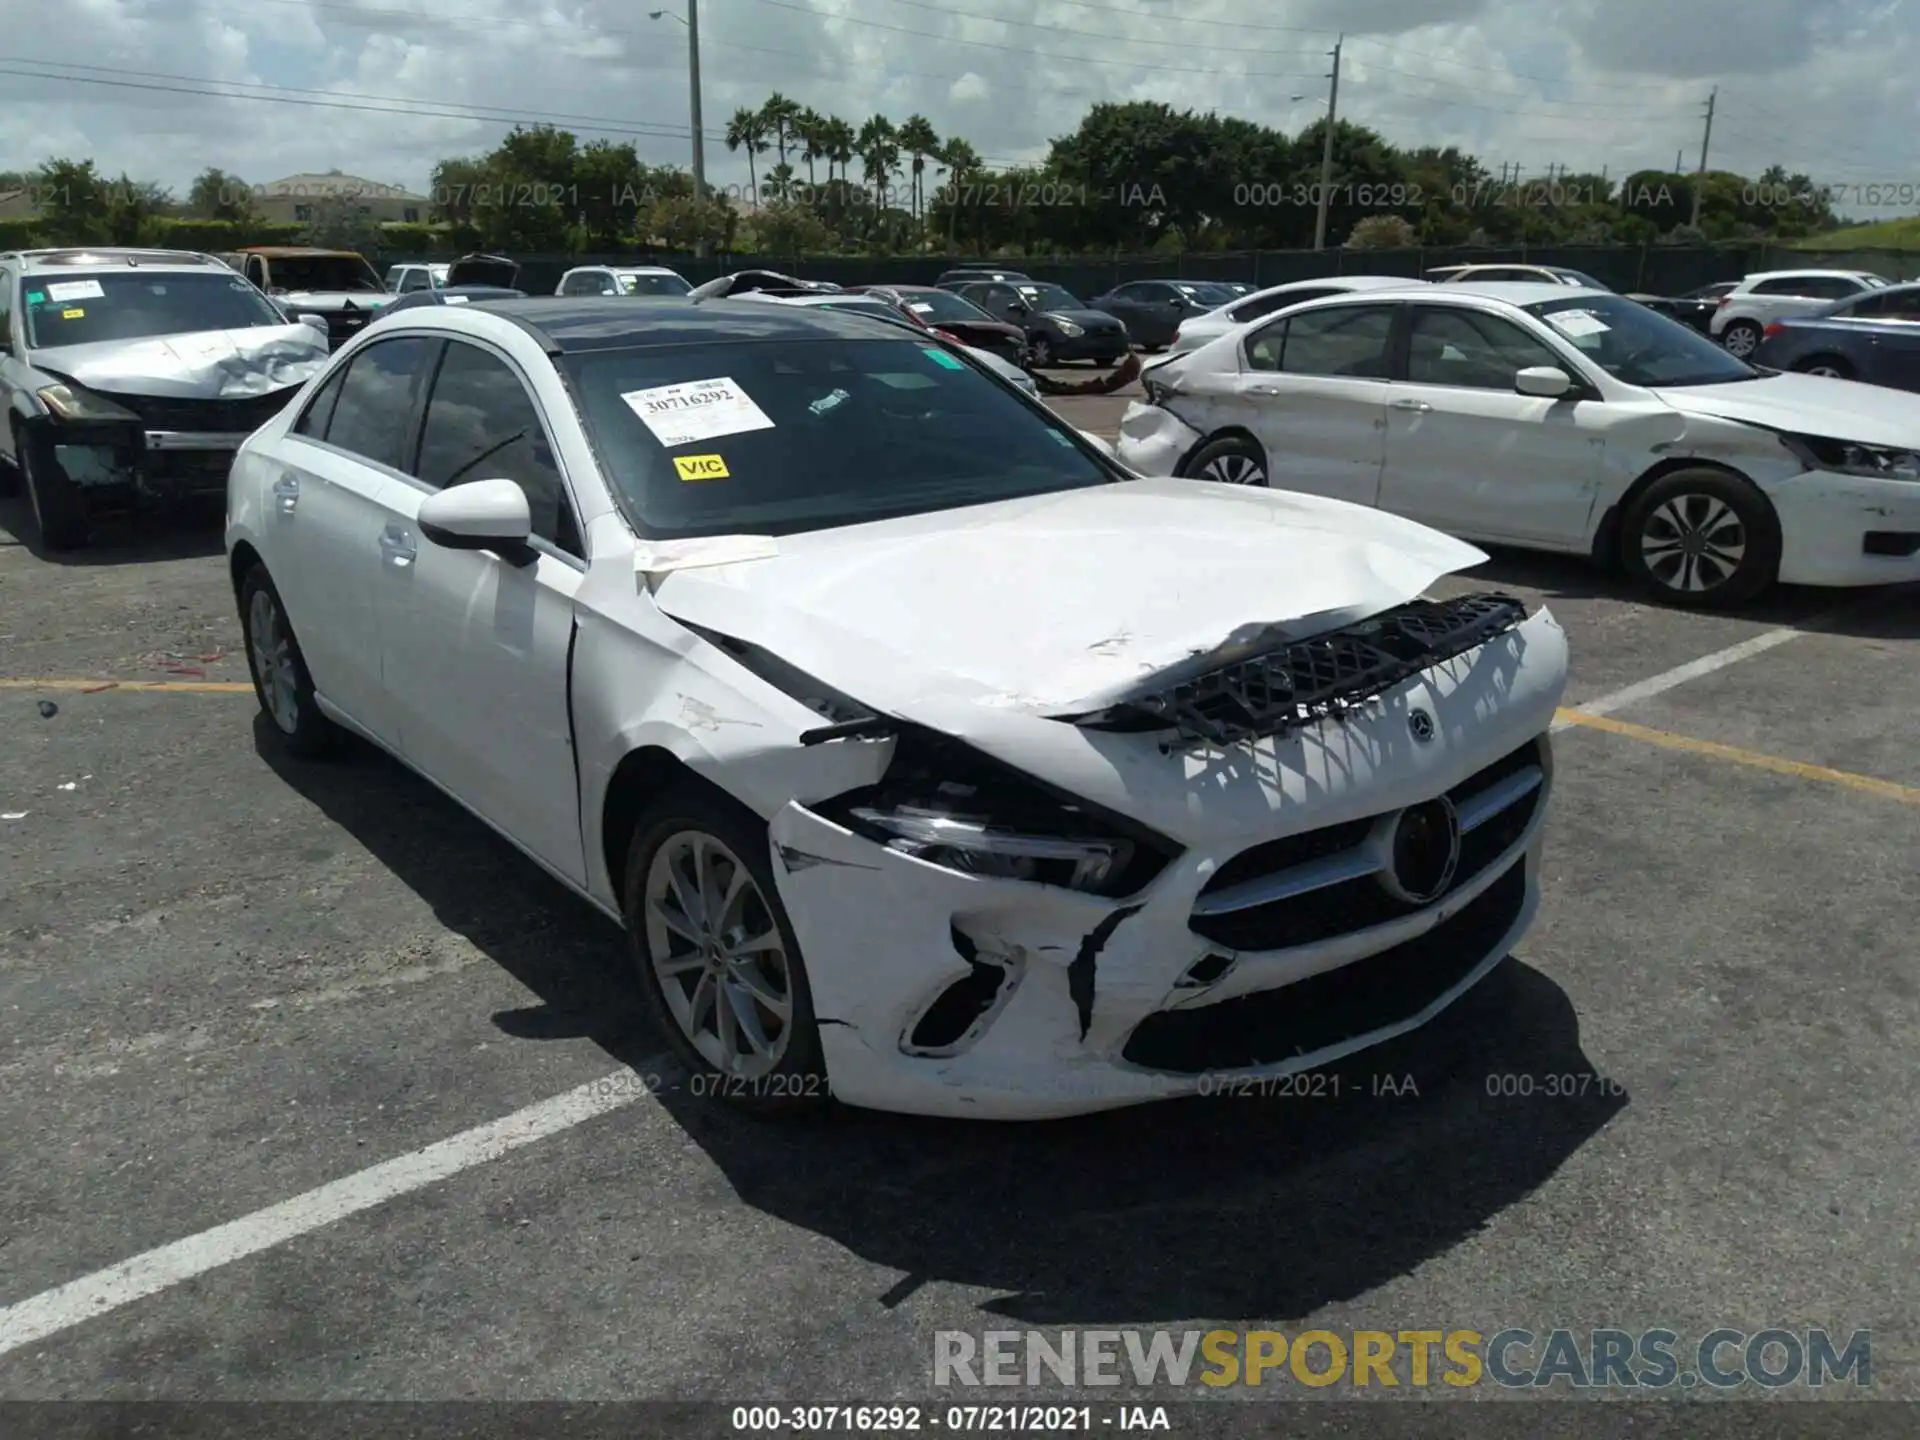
<box><xmin>415</xmin><ymin>341</ymin><xmax>577</xmax><ymax>552</ymax></box>
<box><xmin>21</xmin><ymin>270</ymin><xmax>288</xmax><ymax>348</ymax></box>
<box><xmin>1407</xmin><ymin>307</ymin><xmax>1563</xmax><ymax>389</ymax></box>
<box><xmin>563</xmin><ymin>336</ymin><xmax>1114</xmax><ymax>540</ymax></box>
<box><xmin>318</xmin><ymin>336</ymin><xmax>432</xmax><ymax>468</ymax></box>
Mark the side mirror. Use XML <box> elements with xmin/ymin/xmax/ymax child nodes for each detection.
<box><xmin>296</xmin><ymin>313</ymin><xmax>329</xmax><ymax>335</ymax></box>
<box><xmin>417</xmin><ymin>479</ymin><xmax>533</xmax><ymax>555</ymax></box>
<box><xmin>1515</xmin><ymin>365</ymin><xmax>1573</xmax><ymax>398</ymax></box>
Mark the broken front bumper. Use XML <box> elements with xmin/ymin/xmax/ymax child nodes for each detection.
<box><xmin>765</xmin><ymin>608</ymin><xmax>1567</xmax><ymax>1120</ymax></box>
<box><xmin>51</xmin><ymin>431</ymin><xmax>244</xmax><ymax>498</ymax></box>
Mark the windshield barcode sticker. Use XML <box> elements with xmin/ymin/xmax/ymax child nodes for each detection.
<box><xmin>1545</xmin><ymin>310</ymin><xmax>1609</xmax><ymax>336</ymax></box>
<box><xmin>47</xmin><ymin>279</ymin><xmax>105</xmax><ymax>302</ymax></box>
<box><xmin>620</xmin><ymin>376</ymin><xmax>775</xmax><ymax>446</ymax></box>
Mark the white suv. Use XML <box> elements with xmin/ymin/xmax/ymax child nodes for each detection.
<box><xmin>554</xmin><ymin>265</ymin><xmax>692</xmax><ymax>297</ymax></box>
<box><xmin>1711</xmin><ymin>269</ymin><xmax>1888</xmax><ymax>356</ymax></box>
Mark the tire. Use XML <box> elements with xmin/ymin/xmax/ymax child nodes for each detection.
<box><xmin>1794</xmin><ymin>354</ymin><xmax>1853</xmax><ymax>380</ymax></box>
<box><xmin>238</xmin><ymin>563</ymin><xmax>342</xmax><ymax>757</ymax></box>
<box><xmin>1029</xmin><ymin>335</ymin><xmax>1055</xmax><ymax>367</ymax></box>
<box><xmin>1620</xmin><ymin>468</ymin><xmax>1780</xmax><ymax>608</ymax></box>
<box><xmin>19</xmin><ymin>428</ymin><xmax>88</xmax><ymax>551</ymax></box>
<box><xmin>1720</xmin><ymin>319</ymin><xmax>1763</xmax><ymax>358</ymax></box>
<box><xmin>1182</xmin><ymin>434</ymin><xmax>1269</xmax><ymax>487</ymax></box>
<box><xmin>624</xmin><ymin>786</ymin><xmax>829</xmax><ymax>1116</ymax></box>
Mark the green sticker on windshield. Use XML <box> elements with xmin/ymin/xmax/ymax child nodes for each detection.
<box><xmin>922</xmin><ymin>346</ymin><xmax>965</xmax><ymax>370</ymax></box>
<box><xmin>25</xmin><ymin>291</ymin><xmax>44</xmax><ymax>304</ymax></box>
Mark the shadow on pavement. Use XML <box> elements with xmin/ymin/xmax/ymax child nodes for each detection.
<box><xmin>0</xmin><ymin>491</ymin><xmax>227</xmax><ymax>566</ymax></box>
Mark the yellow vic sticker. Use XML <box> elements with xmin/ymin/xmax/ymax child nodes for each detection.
<box><xmin>62</xmin><ymin>308</ymin><xmax>84</xmax><ymax>319</ymax></box>
<box><xmin>673</xmin><ymin>453</ymin><xmax>730</xmax><ymax>481</ymax></box>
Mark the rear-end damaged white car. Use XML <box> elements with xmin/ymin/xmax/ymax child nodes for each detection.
<box><xmin>226</xmin><ymin>296</ymin><xmax>1569</xmax><ymax>1120</ymax></box>
<box><xmin>1121</xmin><ymin>284</ymin><xmax>1920</xmax><ymax>607</ymax></box>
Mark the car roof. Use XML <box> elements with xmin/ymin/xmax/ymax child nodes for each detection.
<box><xmin>1415</xmin><ymin>281</ymin><xmax>1608</xmax><ymax>303</ymax></box>
<box><xmin>236</xmin><ymin>246</ymin><xmax>364</xmax><ymax>257</ymax></box>
<box><xmin>570</xmin><ymin>264</ymin><xmax>684</xmax><ymax>275</ymax></box>
<box><xmin>1743</xmin><ymin>268</ymin><xmax>1879</xmax><ymax>281</ymax></box>
<box><xmin>6</xmin><ymin>247</ymin><xmax>228</xmax><ymax>272</ymax></box>
<box><xmin>434</xmin><ymin>295</ymin><xmax>923</xmax><ymax>352</ymax></box>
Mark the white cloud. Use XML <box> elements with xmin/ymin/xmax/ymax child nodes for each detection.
<box><xmin>0</xmin><ymin>0</ymin><xmax>1914</xmax><ymax>216</ymax></box>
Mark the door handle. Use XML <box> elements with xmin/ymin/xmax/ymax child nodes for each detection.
<box><xmin>379</xmin><ymin>524</ymin><xmax>417</xmax><ymax>565</ymax></box>
<box><xmin>272</xmin><ymin>475</ymin><xmax>299</xmax><ymax>513</ymax></box>
<box><xmin>1249</xmin><ymin>384</ymin><xmax>1279</xmax><ymax>395</ymax></box>
<box><xmin>1390</xmin><ymin>398</ymin><xmax>1433</xmax><ymax>412</ymax></box>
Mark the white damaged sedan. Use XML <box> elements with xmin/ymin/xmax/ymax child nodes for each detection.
<box><xmin>227</xmin><ymin>296</ymin><xmax>1569</xmax><ymax>1119</ymax></box>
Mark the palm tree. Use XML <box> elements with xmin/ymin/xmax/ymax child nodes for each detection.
<box><xmin>725</xmin><ymin>107</ymin><xmax>770</xmax><ymax>205</ymax></box>
<box><xmin>764</xmin><ymin>162</ymin><xmax>796</xmax><ymax>204</ymax></box>
<box><xmin>939</xmin><ymin>137</ymin><xmax>981</xmax><ymax>248</ymax></box>
<box><xmin>855</xmin><ymin>114</ymin><xmax>900</xmax><ymax>209</ymax></box>
<box><xmin>896</xmin><ymin>114</ymin><xmax>940</xmax><ymax>228</ymax></box>
<box><xmin>823</xmin><ymin>116</ymin><xmax>856</xmax><ymax>186</ymax></box>
<box><xmin>796</xmin><ymin>108</ymin><xmax>826</xmax><ymax>191</ymax></box>
<box><xmin>760</xmin><ymin>93</ymin><xmax>803</xmax><ymax>173</ymax></box>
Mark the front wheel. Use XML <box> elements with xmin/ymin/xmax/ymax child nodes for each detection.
<box><xmin>1620</xmin><ymin>468</ymin><xmax>1780</xmax><ymax>608</ymax></box>
<box><xmin>19</xmin><ymin>429</ymin><xmax>88</xmax><ymax>551</ymax></box>
<box><xmin>1029</xmin><ymin>336</ymin><xmax>1055</xmax><ymax>367</ymax></box>
<box><xmin>1183</xmin><ymin>434</ymin><xmax>1269</xmax><ymax>487</ymax></box>
<box><xmin>239</xmin><ymin>564</ymin><xmax>342</xmax><ymax>756</ymax></box>
<box><xmin>1720</xmin><ymin>319</ymin><xmax>1763</xmax><ymax>358</ymax></box>
<box><xmin>625</xmin><ymin>788</ymin><xmax>829</xmax><ymax>1116</ymax></box>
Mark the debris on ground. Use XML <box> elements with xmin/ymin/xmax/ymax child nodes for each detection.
<box><xmin>37</xmin><ymin>700</ymin><xmax>57</xmax><ymax>718</ymax></box>
<box><xmin>1</xmin><ymin>811</ymin><xmax>27</xmax><ymax>821</ymax></box>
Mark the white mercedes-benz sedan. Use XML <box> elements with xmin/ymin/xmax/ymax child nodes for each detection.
<box><xmin>226</xmin><ymin>296</ymin><xmax>1569</xmax><ymax>1120</ymax></box>
<box><xmin>1120</xmin><ymin>283</ymin><xmax>1920</xmax><ymax>607</ymax></box>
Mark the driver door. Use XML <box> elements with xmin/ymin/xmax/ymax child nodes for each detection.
<box><xmin>370</xmin><ymin>336</ymin><xmax>589</xmax><ymax>885</ymax></box>
<box><xmin>1375</xmin><ymin>305</ymin><xmax>1605</xmax><ymax>546</ymax></box>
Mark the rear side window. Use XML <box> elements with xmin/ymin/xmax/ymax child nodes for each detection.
<box><xmin>1247</xmin><ymin>304</ymin><xmax>1395</xmax><ymax>377</ymax></box>
<box><xmin>1234</xmin><ymin>287</ymin><xmax>1335</xmax><ymax>323</ymax></box>
<box><xmin>315</xmin><ymin>336</ymin><xmax>431</xmax><ymax>469</ymax></box>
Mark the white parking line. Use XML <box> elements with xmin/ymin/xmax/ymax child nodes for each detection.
<box><xmin>0</xmin><ymin>1062</ymin><xmax>672</xmax><ymax>1359</ymax></box>
<box><xmin>1551</xmin><ymin>606</ymin><xmax>1850</xmax><ymax>733</ymax></box>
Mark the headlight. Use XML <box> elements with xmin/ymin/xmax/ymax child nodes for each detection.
<box><xmin>36</xmin><ymin>383</ymin><xmax>139</xmax><ymax>423</ymax></box>
<box><xmin>1053</xmin><ymin>319</ymin><xmax>1084</xmax><ymax>337</ymax></box>
<box><xmin>815</xmin><ymin>727</ymin><xmax>1175</xmax><ymax>897</ymax></box>
<box><xmin>1782</xmin><ymin>434</ymin><xmax>1920</xmax><ymax>480</ymax></box>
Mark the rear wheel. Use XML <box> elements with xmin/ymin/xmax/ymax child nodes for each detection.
<box><xmin>1720</xmin><ymin>319</ymin><xmax>1763</xmax><ymax>357</ymax></box>
<box><xmin>239</xmin><ymin>564</ymin><xmax>342</xmax><ymax>757</ymax></box>
<box><xmin>1029</xmin><ymin>335</ymin><xmax>1055</xmax><ymax>367</ymax></box>
<box><xmin>1794</xmin><ymin>354</ymin><xmax>1853</xmax><ymax>379</ymax></box>
<box><xmin>1183</xmin><ymin>434</ymin><xmax>1269</xmax><ymax>487</ymax></box>
<box><xmin>1620</xmin><ymin>468</ymin><xmax>1780</xmax><ymax>608</ymax></box>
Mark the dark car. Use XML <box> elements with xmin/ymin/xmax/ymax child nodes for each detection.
<box><xmin>1752</xmin><ymin>281</ymin><xmax>1920</xmax><ymax>389</ymax></box>
<box><xmin>688</xmin><ymin>269</ymin><xmax>842</xmax><ymax>300</ymax></box>
<box><xmin>846</xmin><ymin>284</ymin><xmax>1029</xmax><ymax>363</ymax></box>
<box><xmin>952</xmin><ymin>279</ymin><xmax>1129</xmax><ymax>366</ymax></box>
<box><xmin>1083</xmin><ymin>279</ymin><xmax>1228</xmax><ymax>350</ymax></box>
<box><xmin>1629</xmin><ymin>281</ymin><xmax>1739</xmax><ymax>334</ymax></box>
<box><xmin>444</xmin><ymin>252</ymin><xmax>522</xmax><ymax>288</ymax></box>
<box><xmin>935</xmin><ymin>267</ymin><xmax>1033</xmax><ymax>291</ymax></box>
<box><xmin>372</xmin><ymin>284</ymin><xmax>528</xmax><ymax>318</ymax></box>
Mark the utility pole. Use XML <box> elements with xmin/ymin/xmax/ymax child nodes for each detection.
<box><xmin>1689</xmin><ymin>86</ymin><xmax>1715</xmax><ymax>228</ymax></box>
<box><xmin>687</xmin><ymin>0</ymin><xmax>708</xmax><ymax>257</ymax></box>
<box><xmin>1312</xmin><ymin>33</ymin><xmax>1342</xmax><ymax>252</ymax></box>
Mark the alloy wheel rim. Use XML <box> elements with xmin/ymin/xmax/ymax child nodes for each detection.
<box><xmin>1724</xmin><ymin>326</ymin><xmax>1758</xmax><ymax>356</ymax></box>
<box><xmin>1201</xmin><ymin>452</ymin><xmax>1266</xmax><ymax>486</ymax></box>
<box><xmin>247</xmin><ymin>589</ymin><xmax>301</xmax><ymax>734</ymax></box>
<box><xmin>1807</xmin><ymin>364</ymin><xmax>1843</xmax><ymax>377</ymax></box>
<box><xmin>644</xmin><ymin>830</ymin><xmax>793</xmax><ymax>1079</ymax></box>
<box><xmin>1031</xmin><ymin>339</ymin><xmax>1053</xmax><ymax>366</ymax></box>
<box><xmin>1641</xmin><ymin>494</ymin><xmax>1747</xmax><ymax>594</ymax></box>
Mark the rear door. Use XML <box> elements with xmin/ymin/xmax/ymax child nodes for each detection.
<box><xmin>370</xmin><ymin>336</ymin><xmax>588</xmax><ymax>884</ymax></box>
<box><xmin>1376</xmin><ymin>304</ymin><xmax>1604</xmax><ymax>546</ymax></box>
<box><xmin>263</xmin><ymin>334</ymin><xmax>435</xmax><ymax>741</ymax></box>
<box><xmin>1233</xmin><ymin>301</ymin><xmax>1396</xmax><ymax>505</ymax></box>
<box><xmin>1847</xmin><ymin>289</ymin><xmax>1920</xmax><ymax>390</ymax></box>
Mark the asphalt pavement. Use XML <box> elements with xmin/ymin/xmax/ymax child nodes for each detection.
<box><xmin>0</xmin><ymin>410</ymin><xmax>1915</xmax><ymax>1435</ymax></box>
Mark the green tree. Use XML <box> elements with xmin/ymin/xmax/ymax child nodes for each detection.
<box><xmin>760</xmin><ymin>93</ymin><xmax>803</xmax><ymax>173</ymax></box>
<box><xmin>301</xmin><ymin>194</ymin><xmax>383</xmax><ymax>252</ymax></box>
<box><xmin>935</xmin><ymin>137</ymin><xmax>981</xmax><ymax>249</ymax></box>
<box><xmin>822</xmin><ymin>116</ymin><xmax>855</xmax><ymax>185</ymax></box>
<box><xmin>855</xmin><ymin>115</ymin><xmax>899</xmax><ymax>210</ymax></box>
<box><xmin>188</xmin><ymin>167</ymin><xmax>255</xmax><ymax>222</ymax></box>
<box><xmin>1345</xmin><ymin>213</ymin><xmax>1416</xmax><ymax>248</ymax></box>
<box><xmin>896</xmin><ymin>114</ymin><xmax>940</xmax><ymax>229</ymax></box>
<box><xmin>749</xmin><ymin>200</ymin><xmax>833</xmax><ymax>257</ymax></box>
<box><xmin>32</xmin><ymin>158</ymin><xmax>112</xmax><ymax>243</ymax></box>
<box><xmin>795</xmin><ymin>107</ymin><xmax>826</xmax><ymax>190</ymax></box>
<box><xmin>574</xmin><ymin>140</ymin><xmax>648</xmax><ymax>248</ymax></box>
<box><xmin>725</xmin><ymin>108</ymin><xmax>769</xmax><ymax>205</ymax></box>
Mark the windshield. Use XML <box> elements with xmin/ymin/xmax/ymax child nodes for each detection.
<box><xmin>1017</xmin><ymin>283</ymin><xmax>1083</xmax><ymax>311</ymax></box>
<box><xmin>618</xmin><ymin>272</ymin><xmax>693</xmax><ymax>296</ymax></box>
<box><xmin>894</xmin><ymin>289</ymin><xmax>993</xmax><ymax>324</ymax></box>
<box><xmin>267</xmin><ymin>255</ymin><xmax>385</xmax><ymax>293</ymax></box>
<box><xmin>1527</xmin><ymin>294</ymin><xmax>1758</xmax><ymax>388</ymax></box>
<box><xmin>563</xmin><ymin>337</ymin><xmax>1113</xmax><ymax>539</ymax></box>
<box><xmin>22</xmin><ymin>269</ymin><xmax>291</xmax><ymax>348</ymax></box>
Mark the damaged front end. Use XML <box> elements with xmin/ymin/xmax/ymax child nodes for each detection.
<box><xmin>760</xmin><ymin>592</ymin><xmax>1565</xmax><ymax>1120</ymax></box>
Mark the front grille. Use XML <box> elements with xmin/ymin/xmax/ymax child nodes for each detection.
<box><xmin>1122</xmin><ymin>861</ymin><xmax>1525</xmax><ymax>1074</ymax></box>
<box><xmin>1076</xmin><ymin>592</ymin><xmax>1529</xmax><ymax>750</ymax></box>
<box><xmin>1189</xmin><ymin>738</ymin><xmax>1544</xmax><ymax>952</ymax></box>
<box><xmin>97</xmin><ymin>387</ymin><xmax>300</xmax><ymax>434</ymax></box>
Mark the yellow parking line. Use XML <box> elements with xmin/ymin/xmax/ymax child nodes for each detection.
<box><xmin>1554</xmin><ymin>708</ymin><xmax>1920</xmax><ymax>806</ymax></box>
<box><xmin>0</xmin><ymin>678</ymin><xmax>254</xmax><ymax>694</ymax></box>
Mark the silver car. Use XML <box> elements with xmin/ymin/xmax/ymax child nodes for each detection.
<box><xmin>0</xmin><ymin>247</ymin><xmax>330</xmax><ymax>550</ymax></box>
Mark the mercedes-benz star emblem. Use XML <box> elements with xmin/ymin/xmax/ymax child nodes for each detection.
<box><xmin>1408</xmin><ymin>708</ymin><xmax>1436</xmax><ymax>742</ymax></box>
<box><xmin>1377</xmin><ymin>796</ymin><xmax>1461</xmax><ymax>905</ymax></box>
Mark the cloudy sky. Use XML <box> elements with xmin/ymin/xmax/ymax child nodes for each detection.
<box><xmin>2</xmin><ymin>0</ymin><xmax>1915</xmax><ymax>217</ymax></box>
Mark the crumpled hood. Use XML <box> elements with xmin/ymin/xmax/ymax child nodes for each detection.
<box><xmin>651</xmin><ymin>478</ymin><xmax>1488</xmax><ymax>718</ymax></box>
<box><xmin>31</xmin><ymin>325</ymin><xmax>329</xmax><ymax>398</ymax></box>
<box><xmin>1654</xmin><ymin>372</ymin><xmax>1920</xmax><ymax>449</ymax></box>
